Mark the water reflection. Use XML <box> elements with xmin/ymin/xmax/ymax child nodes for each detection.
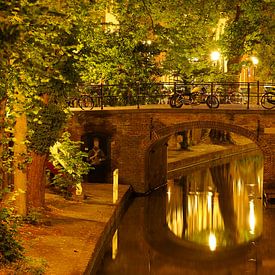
<box><xmin>97</xmin><ymin>152</ymin><xmax>264</xmax><ymax>275</ymax></box>
<box><xmin>166</xmin><ymin>154</ymin><xmax>263</xmax><ymax>250</ymax></box>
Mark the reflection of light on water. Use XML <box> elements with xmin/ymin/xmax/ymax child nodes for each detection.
<box><xmin>166</xmin><ymin>183</ymin><xmax>184</xmax><ymax>238</ymax></box>
<box><xmin>207</xmin><ymin>192</ymin><xmax>212</xmax><ymax>212</ymax></box>
<box><xmin>165</xmin><ymin>154</ymin><xmax>263</xmax><ymax>247</ymax></box>
<box><xmin>257</xmin><ymin>174</ymin><xmax>263</xmax><ymax>195</ymax></box>
<box><xmin>209</xmin><ymin>233</ymin><xmax>217</xmax><ymax>251</ymax></box>
<box><xmin>237</xmin><ymin>178</ymin><xmax>242</xmax><ymax>195</ymax></box>
<box><xmin>249</xmin><ymin>200</ymin><xmax>255</xmax><ymax>235</ymax></box>
<box><xmin>167</xmin><ymin>186</ymin><xmax>171</xmax><ymax>202</ymax></box>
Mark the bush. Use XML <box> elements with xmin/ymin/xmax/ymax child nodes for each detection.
<box><xmin>0</xmin><ymin>207</ymin><xmax>23</xmax><ymax>263</ymax></box>
<box><xmin>48</xmin><ymin>132</ymin><xmax>91</xmax><ymax>198</ymax></box>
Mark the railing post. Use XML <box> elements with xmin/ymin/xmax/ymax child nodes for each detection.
<box><xmin>137</xmin><ymin>82</ymin><xmax>140</xmax><ymax>109</ymax></box>
<box><xmin>247</xmin><ymin>82</ymin><xmax>250</xmax><ymax>110</ymax></box>
<box><xmin>173</xmin><ymin>81</ymin><xmax>177</xmax><ymax>94</ymax></box>
<box><xmin>257</xmin><ymin>80</ymin><xmax>260</xmax><ymax>105</ymax></box>
<box><xmin>100</xmin><ymin>83</ymin><xmax>104</xmax><ymax>110</ymax></box>
<box><xmin>211</xmin><ymin>82</ymin><xmax>214</xmax><ymax>96</ymax></box>
<box><xmin>209</xmin><ymin>82</ymin><xmax>214</xmax><ymax>108</ymax></box>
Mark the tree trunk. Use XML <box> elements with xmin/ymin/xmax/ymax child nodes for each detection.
<box><xmin>27</xmin><ymin>152</ymin><xmax>48</xmax><ymax>209</ymax></box>
<box><xmin>0</xmin><ymin>99</ymin><xmax>6</xmax><ymax>190</ymax></box>
<box><xmin>13</xmin><ymin>110</ymin><xmax>28</xmax><ymax>216</ymax></box>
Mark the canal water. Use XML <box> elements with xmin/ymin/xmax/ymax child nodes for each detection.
<box><xmin>97</xmin><ymin>151</ymin><xmax>263</xmax><ymax>275</ymax></box>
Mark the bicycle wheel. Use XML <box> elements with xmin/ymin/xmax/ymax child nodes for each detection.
<box><xmin>68</xmin><ymin>98</ymin><xmax>78</xmax><ymax>108</ymax></box>
<box><xmin>230</xmin><ymin>92</ymin><xmax>243</xmax><ymax>104</ymax></box>
<box><xmin>206</xmin><ymin>95</ymin><xmax>219</xmax><ymax>108</ymax></box>
<box><xmin>169</xmin><ymin>95</ymin><xmax>184</xmax><ymax>108</ymax></box>
<box><xmin>261</xmin><ymin>93</ymin><xmax>275</xmax><ymax>110</ymax></box>
<box><xmin>169</xmin><ymin>95</ymin><xmax>182</xmax><ymax>108</ymax></box>
<box><xmin>78</xmin><ymin>95</ymin><xmax>94</xmax><ymax>110</ymax></box>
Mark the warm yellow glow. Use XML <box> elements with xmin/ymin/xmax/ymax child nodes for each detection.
<box><xmin>112</xmin><ymin>229</ymin><xmax>118</xmax><ymax>260</ymax></box>
<box><xmin>249</xmin><ymin>200</ymin><xmax>256</xmax><ymax>234</ymax></box>
<box><xmin>237</xmin><ymin>178</ymin><xmax>242</xmax><ymax>195</ymax></box>
<box><xmin>211</xmin><ymin>51</ymin><xmax>220</xmax><ymax>61</ymax></box>
<box><xmin>207</xmin><ymin>192</ymin><xmax>212</xmax><ymax>212</ymax></box>
<box><xmin>251</xmin><ymin>56</ymin><xmax>259</xmax><ymax>65</ymax></box>
<box><xmin>113</xmin><ymin>169</ymin><xmax>119</xmax><ymax>203</ymax></box>
<box><xmin>209</xmin><ymin>232</ymin><xmax>217</xmax><ymax>251</ymax></box>
<box><xmin>167</xmin><ymin>187</ymin><xmax>171</xmax><ymax>202</ymax></box>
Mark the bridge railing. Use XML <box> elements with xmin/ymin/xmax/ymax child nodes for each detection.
<box><xmin>76</xmin><ymin>81</ymin><xmax>274</xmax><ymax>110</ymax></box>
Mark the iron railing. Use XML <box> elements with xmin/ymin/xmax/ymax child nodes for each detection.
<box><xmin>72</xmin><ymin>81</ymin><xmax>274</xmax><ymax>110</ymax></box>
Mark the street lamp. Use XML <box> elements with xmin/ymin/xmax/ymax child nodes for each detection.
<box><xmin>251</xmin><ymin>56</ymin><xmax>259</xmax><ymax>65</ymax></box>
<box><xmin>211</xmin><ymin>51</ymin><xmax>220</xmax><ymax>62</ymax></box>
<box><xmin>211</xmin><ymin>51</ymin><xmax>221</xmax><ymax>68</ymax></box>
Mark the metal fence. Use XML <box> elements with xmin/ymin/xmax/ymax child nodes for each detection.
<box><xmin>74</xmin><ymin>81</ymin><xmax>274</xmax><ymax>110</ymax></box>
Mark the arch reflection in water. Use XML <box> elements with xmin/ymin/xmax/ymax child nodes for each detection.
<box><xmin>166</xmin><ymin>154</ymin><xmax>263</xmax><ymax>250</ymax></box>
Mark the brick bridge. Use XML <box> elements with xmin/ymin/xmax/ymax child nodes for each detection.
<box><xmin>68</xmin><ymin>108</ymin><xmax>275</xmax><ymax>193</ymax></box>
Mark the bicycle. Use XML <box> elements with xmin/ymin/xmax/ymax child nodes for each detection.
<box><xmin>169</xmin><ymin>86</ymin><xmax>219</xmax><ymax>108</ymax></box>
<box><xmin>68</xmin><ymin>94</ymin><xmax>94</xmax><ymax>110</ymax></box>
<box><xmin>261</xmin><ymin>87</ymin><xmax>275</xmax><ymax>110</ymax></box>
<box><xmin>229</xmin><ymin>90</ymin><xmax>245</xmax><ymax>104</ymax></box>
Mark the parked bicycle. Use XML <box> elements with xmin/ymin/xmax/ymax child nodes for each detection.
<box><xmin>261</xmin><ymin>86</ymin><xmax>275</xmax><ymax>110</ymax></box>
<box><xmin>229</xmin><ymin>90</ymin><xmax>246</xmax><ymax>104</ymax></box>
<box><xmin>169</xmin><ymin>86</ymin><xmax>219</xmax><ymax>108</ymax></box>
<box><xmin>68</xmin><ymin>94</ymin><xmax>94</xmax><ymax>110</ymax></box>
<box><xmin>216</xmin><ymin>87</ymin><xmax>246</xmax><ymax>104</ymax></box>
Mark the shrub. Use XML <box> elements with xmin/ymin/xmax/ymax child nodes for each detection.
<box><xmin>0</xmin><ymin>207</ymin><xmax>23</xmax><ymax>263</ymax></box>
<box><xmin>48</xmin><ymin>132</ymin><xmax>91</xmax><ymax>198</ymax></box>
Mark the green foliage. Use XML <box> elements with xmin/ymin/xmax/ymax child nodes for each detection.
<box><xmin>74</xmin><ymin>0</ymin><xmax>162</xmax><ymax>85</ymax></box>
<box><xmin>3</xmin><ymin>257</ymin><xmax>47</xmax><ymax>275</ymax></box>
<box><xmin>48</xmin><ymin>132</ymin><xmax>91</xmax><ymax>197</ymax></box>
<box><xmin>219</xmin><ymin>0</ymin><xmax>274</xmax><ymax>81</ymax></box>
<box><xmin>0</xmin><ymin>0</ymin><xmax>82</xmax><ymax>177</ymax></box>
<box><xmin>0</xmin><ymin>205</ymin><xmax>23</xmax><ymax>263</ymax></box>
<box><xmin>27</xmin><ymin>103</ymin><xmax>68</xmax><ymax>155</ymax></box>
<box><xmin>23</xmin><ymin>210</ymin><xmax>42</xmax><ymax>226</ymax></box>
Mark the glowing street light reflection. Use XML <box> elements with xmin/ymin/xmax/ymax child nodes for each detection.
<box><xmin>249</xmin><ymin>200</ymin><xmax>256</xmax><ymax>234</ymax></box>
<box><xmin>209</xmin><ymin>232</ymin><xmax>217</xmax><ymax>251</ymax></box>
<box><xmin>167</xmin><ymin>186</ymin><xmax>171</xmax><ymax>202</ymax></box>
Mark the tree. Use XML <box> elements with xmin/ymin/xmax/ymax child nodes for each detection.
<box><xmin>0</xmin><ymin>0</ymin><xmax>82</xmax><ymax>214</ymax></box>
<box><xmin>219</xmin><ymin>0</ymin><xmax>274</xmax><ymax>81</ymax></box>
<box><xmin>74</xmin><ymin>0</ymin><xmax>162</xmax><ymax>86</ymax></box>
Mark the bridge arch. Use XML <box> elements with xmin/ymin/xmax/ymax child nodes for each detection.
<box><xmin>144</xmin><ymin>121</ymin><xmax>272</xmax><ymax>191</ymax></box>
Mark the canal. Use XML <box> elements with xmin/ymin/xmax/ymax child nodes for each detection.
<box><xmin>97</xmin><ymin>151</ymin><xmax>263</xmax><ymax>274</ymax></box>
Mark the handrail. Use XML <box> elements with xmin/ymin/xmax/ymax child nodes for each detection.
<box><xmin>74</xmin><ymin>81</ymin><xmax>274</xmax><ymax>110</ymax></box>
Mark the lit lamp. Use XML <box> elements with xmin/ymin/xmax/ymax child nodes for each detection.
<box><xmin>251</xmin><ymin>56</ymin><xmax>259</xmax><ymax>65</ymax></box>
<box><xmin>211</xmin><ymin>51</ymin><xmax>220</xmax><ymax>66</ymax></box>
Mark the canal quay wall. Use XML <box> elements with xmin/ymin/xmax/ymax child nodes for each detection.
<box><xmin>167</xmin><ymin>142</ymin><xmax>259</xmax><ymax>179</ymax></box>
